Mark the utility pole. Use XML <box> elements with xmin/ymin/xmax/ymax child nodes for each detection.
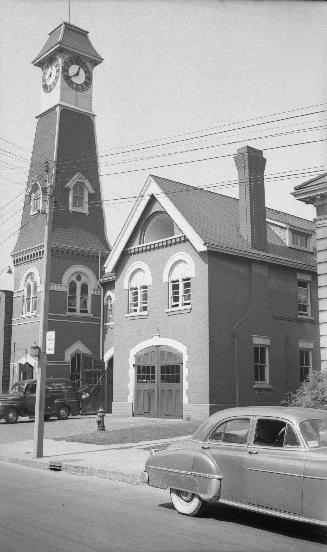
<box><xmin>33</xmin><ymin>161</ymin><xmax>53</xmax><ymax>458</ymax></box>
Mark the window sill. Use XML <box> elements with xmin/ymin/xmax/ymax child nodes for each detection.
<box><xmin>125</xmin><ymin>312</ymin><xmax>148</xmax><ymax>319</ymax></box>
<box><xmin>297</xmin><ymin>315</ymin><xmax>314</xmax><ymax>321</ymax></box>
<box><xmin>253</xmin><ymin>383</ymin><xmax>273</xmax><ymax>390</ymax></box>
<box><xmin>66</xmin><ymin>312</ymin><xmax>93</xmax><ymax>317</ymax></box>
<box><xmin>166</xmin><ymin>306</ymin><xmax>192</xmax><ymax>315</ymax></box>
<box><xmin>21</xmin><ymin>313</ymin><xmax>37</xmax><ymax>319</ymax></box>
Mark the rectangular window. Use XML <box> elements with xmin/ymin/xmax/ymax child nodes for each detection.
<box><xmin>136</xmin><ymin>365</ymin><xmax>155</xmax><ymax>383</ymax></box>
<box><xmin>300</xmin><ymin>349</ymin><xmax>311</xmax><ymax>382</ymax></box>
<box><xmin>297</xmin><ymin>280</ymin><xmax>311</xmax><ymax>316</ymax></box>
<box><xmin>254</xmin><ymin>345</ymin><xmax>269</xmax><ymax>383</ymax></box>
<box><xmin>160</xmin><ymin>365</ymin><xmax>180</xmax><ymax>383</ymax></box>
<box><xmin>182</xmin><ymin>278</ymin><xmax>191</xmax><ymax>306</ymax></box>
<box><xmin>170</xmin><ymin>278</ymin><xmax>191</xmax><ymax>308</ymax></box>
<box><xmin>72</xmin><ymin>182</ymin><xmax>85</xmax><ymax>209</ymax></box>
<box><xmin>140</xmin><ymin>285</ymin><xmax>148</xmax><ymax>311</ymax></box>
<box><xmin>291</xmin><ymin>230</ymin><xmax>311</xmax><ymax>250</ymax></box>
<box><xmin>129</xmin><ymin>287</ymin><xmax>139</xmax><ymax>313</ymax></box>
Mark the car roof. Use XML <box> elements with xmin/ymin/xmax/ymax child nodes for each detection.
<box><xmin>192</xmin><ymin>406</ymin><xmax>327</xmax><ymax>440</ymax></box>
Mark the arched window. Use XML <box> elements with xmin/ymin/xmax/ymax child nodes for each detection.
<box><xmin>169</xmin><ymin>261</ymin><xmax>191</xmax><ymax>308</ymax></box>
<box><xmin>67</xmin><ymin>273</ymin><xmax>90</xmax><ymax>314</ymax></box>
<box><xmin>30</xmin><ymin>182</ymin><xmax>42</xmax><ymax>215</ymax></box>
<box><xmin>163</xmin><ymin>253</ymin><xmax>195</xmax><ymax>310</ymax></box>
<box><xmin>129</xmin><ymin>269</ymin><xmax>149</xmax><ymax>314</ymax></box>
<box><xmin>23</xmin><ymin>272</ymin><xmax>38</xmax><ymax>315</ymax></box>
<box><xmin>141</xmin><ymin>212</ymin><xmax>175</xmax><ymax>244</ymax></box>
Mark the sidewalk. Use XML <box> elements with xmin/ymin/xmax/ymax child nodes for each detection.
<box><xmin>0</xmin><ymin>415</ymin><xmax>202</xmax><ymax>484</ymax></box>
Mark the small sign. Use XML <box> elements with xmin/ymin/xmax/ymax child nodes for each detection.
<box><xmin>46</xmin><ymin>331</ymin><xmax>55</xmax><ymax>355</ymax></box>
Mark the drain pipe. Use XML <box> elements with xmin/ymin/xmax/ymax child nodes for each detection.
<box><xmin>232</xmin><ymin>264</ymin><xmax>253</xmax><ymax>407</ymax></box>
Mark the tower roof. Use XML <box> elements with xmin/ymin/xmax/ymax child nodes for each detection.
<box><xmin>32</xmin><ymin>22</ymin><xmax>103</xmax><ymax>67</ymax></box>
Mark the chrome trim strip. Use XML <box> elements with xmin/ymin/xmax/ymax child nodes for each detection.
<box><xmin>304</xmin><ymin>474</ymin><xmax>327</xmax><ymax>481</ymax></box>
<box><xmin>247</xmin><ymin>468</ymin><xmax>303</xmax><ymax>477</ymax></box>
<box><xmin>219</xmin><ymin>499</ymin><xmax>327</xmax><ymax>528</ymax></box>
<box><xmin>149</xmin><ymin>466</ymin><xmax>222</xmax><ymax>480</ymax></box>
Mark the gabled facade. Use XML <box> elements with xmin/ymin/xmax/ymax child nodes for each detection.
<box><xmin>10</xmin><ymin>23</ymin><xmax>110</xmax><ymax>406</ymax></box>
<box><xmin>101</xmin><ymin>146</ymin><xmax>319</xmax><ymax>419</ymax></box>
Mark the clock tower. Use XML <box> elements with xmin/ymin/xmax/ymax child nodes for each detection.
<box><xmin>10</xmin><ymin>22</ymin><xmax>110</xmax><ymax>398</ymax></box>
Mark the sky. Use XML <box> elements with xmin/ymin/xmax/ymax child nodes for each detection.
<box><xmin>0</xmin><ymin>0</ymin><xmax>326</xmax><ymax>289</ymax></box>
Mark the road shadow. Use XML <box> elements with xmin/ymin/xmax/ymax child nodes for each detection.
<box><xmin>158</xmin><ymin>501</ymin><xmax>327</xmax><ymax>545</ymax></box>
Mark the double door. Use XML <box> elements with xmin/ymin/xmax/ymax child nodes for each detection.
<box><xmin>134</xmin><ymin>346</ymin><xmax>183</xmax><ymax>418</ymax></box>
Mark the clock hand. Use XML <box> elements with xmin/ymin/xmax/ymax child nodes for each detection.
<box><xmin>71</xmin><ymin>66</ymin><xmax>81</xmax><ymax>78</ymax></box>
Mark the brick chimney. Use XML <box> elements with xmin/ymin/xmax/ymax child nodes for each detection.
<box><xmin>234</xmin><ymin>145</ymin><xmax>267</xmax><ymax>251</ymax></box>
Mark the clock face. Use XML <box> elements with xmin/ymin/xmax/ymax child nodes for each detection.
<box><xmin>42</xmin><ymin>58</ymin><xmax>59</xmax><ymax>93</ymax></box>
<box><xmin>62</xmin><ymin>57</ymin><xmax>92</xmax><ymax>92</ymax></box>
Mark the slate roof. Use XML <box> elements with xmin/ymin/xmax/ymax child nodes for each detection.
<box><xmin>33</xmin><ymin>22</ymin><xmax>103</xmax><ymax>66</ymax></box>
<box><xmin>149</xmin><ymin>175</ymin><xmax>316</xmax><ymax>269</ymax></box>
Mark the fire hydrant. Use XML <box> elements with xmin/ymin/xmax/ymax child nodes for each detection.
<box><xmin>96</xmin><ymin>408</ymin><xmax>106</xmax><ymax>431</ymax></box>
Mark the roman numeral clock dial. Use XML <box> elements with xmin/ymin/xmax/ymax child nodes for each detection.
<box><xmin>63</xmin><ymin>57</ymin><xmax>92</xmax><ymax>92</ymax></box>
<box><xmin>42</xmin><ymin>57</ymin><xmax>60</xmax><ymax>93</ymax></box>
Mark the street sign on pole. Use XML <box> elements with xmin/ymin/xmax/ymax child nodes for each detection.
<box><xmin>46</xmin><ymin>331</ymin><xmax>55</xmax><ymax>355</ymax></box>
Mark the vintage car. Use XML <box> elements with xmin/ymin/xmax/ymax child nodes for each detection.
<box><xmin>143</xmin><ymin>406</ymin><xmax>327</xmax><ymax>526</ymax></box>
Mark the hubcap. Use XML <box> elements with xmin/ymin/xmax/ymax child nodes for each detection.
<box><xmin>179</xmin><ymin>491</ymin><xmax>194</xmax><ymax>503</ymax></box>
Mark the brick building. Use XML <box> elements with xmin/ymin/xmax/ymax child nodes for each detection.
<box><xmin>0</xmin><ymin>290</ymin><xmax>13</xmax><ymax>393</ymax></box>
<box><xmin>10</xmin><ymin>23</ymin><xmax>110</xmax><ymax>412</ymax></box>
<box><xmin>101</xmin><ymin>146</ymin><xmax>319</xmax><ymax>419</ymax></box>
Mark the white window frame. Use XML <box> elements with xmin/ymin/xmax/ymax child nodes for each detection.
<box><xmin>65</xmin><ymin>172</ymin><xmax>95</xmax><ymax>215</ymax></box>
<box><xmin>22</xmin><ymin>271</ymin><xmax>39</xmax><ymax>315</ymax></box>
<box><xmin>67</xmin><ymin>273</ymin><xmax>91</xmax><ymax>315</ymax></box>
<box><xmin>297</xmin><ymin>274</ymin><xmax>311</xmax><ymax>317</ymax></box>
<box><xmin>104</xmin><ymin>291</ymin><xmax>114</xmax><ymax>323</ymax></box>
<box><xmin>299</xmin><ymin>340</ymin><xmax>314</xmax><ymax>382</ymax></box>
<box><xmin>252</xmin><ymin>336</ymin><xmax>271</xmax><ymax>385</ymax></box>
<box><xmin>29</xmin><ymin>182</ymin><xmax>42</xmax><ymax>215</ymax></box>
<box><xmin>163</xmin><ymin>253</ymin><xmax>195</xmax><ymax>312</ymax></box>
<box><xmin>288</xmin><ymin>228</ymin><xmax>312</xmax><ymax>251</ymax></box>
<box><xmin>124</xmin><ymin>262</ymin><xmax>151</xmax><ymax>317</ymax></box>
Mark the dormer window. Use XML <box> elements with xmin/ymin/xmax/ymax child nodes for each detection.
<box><xmin>30</xmin><ymin>182</ymin><xmax>42</xmax><ymax>215</ymax></box>
<box><xmin>65</xmin><ymin>172</ymin><xmax>95</xmax><ymax>214</ymax></box>
<box><xmin>73</xmin><ymin>181</ymin><xmax>86</xmax><ymax>210</ymax></box>
<box><xmin>289</xmin><ymin>228</ymin><xmax>312</xmax><ymax>251</ymax></box>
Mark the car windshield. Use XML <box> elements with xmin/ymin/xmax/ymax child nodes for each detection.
<box><xmin>299</xmin><ymin>418</ymin><xmax>327</xmax><ymax>448</ymax></box>
<box><xmin>10</xmin><ymin>382</ymin><xmax>26</xmax><ymax>394</ymax></box>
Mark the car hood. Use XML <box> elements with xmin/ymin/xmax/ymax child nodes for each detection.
<box><xmin>0</xmin><ymin>392</ymin><xmax>24</xmax><ymax>401</ymax></box>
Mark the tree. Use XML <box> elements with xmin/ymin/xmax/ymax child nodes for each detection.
<box><xmin>289</xmin><ymin>371</ymin><xmax>327</xmax><ymax>410</ymax></box>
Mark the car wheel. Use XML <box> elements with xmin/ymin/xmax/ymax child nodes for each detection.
<box><xmin>5</xmin><ymin>408</ymin><xmax>19</xmax><ymax>424</ymax></box>
<box><xmin>170</xmin><ymin>489</ymin><xmax>204</xmax><ymax>517</ymax></box>
<box><xmin>44</xmin><ymin>415</ymin><xmax>51</xmax><ymax>421</ymax></box>
<box><xmin>57</xmin><ymin>406</ymin><xmax>70</xmax><ymax>420</ymax></box>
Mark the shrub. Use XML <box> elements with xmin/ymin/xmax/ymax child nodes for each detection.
<box><xmin>289</xmin><ymin>370</ymin><xmax>327</xmax><ymax>410</ymax></box>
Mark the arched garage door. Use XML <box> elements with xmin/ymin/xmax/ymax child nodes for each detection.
<box><xmin>134</xmin><ymin>346</ymin><xmax>182</xmax><ymax>418</ymax></box>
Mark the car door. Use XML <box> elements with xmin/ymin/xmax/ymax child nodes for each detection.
<box><xmin>24</xmin><ymin>383</ymin><xmax>36</xmax><ymax>415</ymax></box>
<box><xmin>203</xmin><ymin>417</ymin><xmax>251</xmax><ymax>503</ymax></box>
<box><xmin>244</xmin><ymin>417</ymin><xmax>305</xmax><ymax>514</ymax></box>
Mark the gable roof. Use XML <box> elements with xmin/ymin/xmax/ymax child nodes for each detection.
<box><xmin>104</xmin><ymin>175</ymin><xmax>316</xmax><ymax>274</ymax></box>
<box><xmin>33</xmin><ymin>22</ymin><xmax>103</xmax><ymax>67</ymax></box>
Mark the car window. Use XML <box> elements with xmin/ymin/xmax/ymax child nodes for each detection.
<box><xmin>299</xmin><ymin>418</ymin><xmax>327</xmax><ymax>448</ymax></box>
<box><xmin>209</xmin><ymin>418</ymin><xmax>250</xmax><ymax>445</ymax></box>
<box><xmin>25</xmin><ymin>383</ymin><xmax>36</xmax><ymax>394</ymax></box>
<box><xmin>253</xmin><ymin>418</ymin><xmax>300</xmax><ymax>447</ymax></box>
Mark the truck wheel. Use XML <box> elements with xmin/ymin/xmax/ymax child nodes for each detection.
<box><xmin>57</xmin><ymin>406</ymin><xmax>70</xmax><ymax>420</ymax></box>
<box><xmin>170</xmin><ymin>489</ymin><xmax>204</xmax><ymax>516</ymax></box>
<box><xmin>5</xmin><ymin>408</ymin><xmax>19</xmax><ymax>424</ymax></box>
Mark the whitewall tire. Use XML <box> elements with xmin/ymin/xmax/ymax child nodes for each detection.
<box><xmin>170</xmin><ymin>489</ymin><xmax>204</xmax><ymax>517</ymax></box>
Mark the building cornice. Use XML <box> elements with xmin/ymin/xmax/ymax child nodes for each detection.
<box><xmin>205</xmin><ymin>242</ymin><xmax>316</xmax><ymax>272</ymax></box>
<box><xmin>124</xmin><ymin>234</ymin><xmax>187</xmax><ymax>256</ymax></box>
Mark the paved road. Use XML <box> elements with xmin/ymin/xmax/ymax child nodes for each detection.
<box><xmin>1</xmin><ymin>462</ymin><xmax>325</xmax><ymax>552</ymax></box>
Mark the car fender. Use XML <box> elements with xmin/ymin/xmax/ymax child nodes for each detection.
<box><xmin>145</xmin><ymin>448</ymin><xmax>222</xmax><ymax>501</ymax></box>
